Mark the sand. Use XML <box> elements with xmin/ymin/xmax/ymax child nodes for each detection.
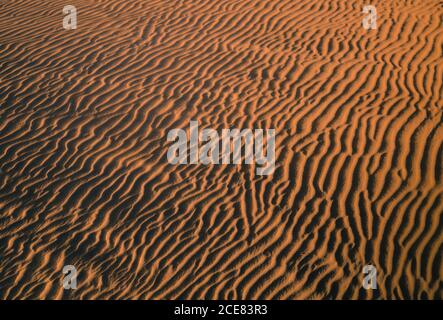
<box><xmin>0</xmin><ymin>0</ymin><xmax>442</xmax><ymax>299</ymax></box>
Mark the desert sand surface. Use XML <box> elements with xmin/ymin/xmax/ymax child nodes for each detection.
<box><xmin>0</xmin><ymin>0</ymin><xmax>442</xmax><ymax>299</ymax></box>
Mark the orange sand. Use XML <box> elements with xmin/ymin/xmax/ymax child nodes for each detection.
<box><xmin>0</xmin><ymin>0</ymin><xmax>442</xmax><ymax>299</ymax></box>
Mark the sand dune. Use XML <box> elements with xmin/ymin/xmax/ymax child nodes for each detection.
<box><xmin>0</xmin><ymin>0</ymin><xmax>442</xmax><ymax>299</ymax></box>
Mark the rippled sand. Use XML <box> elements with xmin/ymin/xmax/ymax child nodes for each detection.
<box><xmin>0</xmin><ymin>0</ymin><xmax>442</xmax><ymax>299</ymax></box>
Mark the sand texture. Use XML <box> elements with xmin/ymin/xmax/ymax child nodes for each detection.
<box><xmin>0</xmin><ymin>0</ymin><xmax>442</xmax><ymax>299</ymax></box>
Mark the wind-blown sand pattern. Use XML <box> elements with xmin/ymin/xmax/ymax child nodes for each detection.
<box><xmin>0</xmin><ymin>0</ymin><xmax>442</xmax><ymax>300</ymax></box>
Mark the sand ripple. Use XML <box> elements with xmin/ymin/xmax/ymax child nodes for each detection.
<box><xmin>0</xmin><ymin>0</ymin><xmax>442</xmax><ymax>299</ymax></box>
